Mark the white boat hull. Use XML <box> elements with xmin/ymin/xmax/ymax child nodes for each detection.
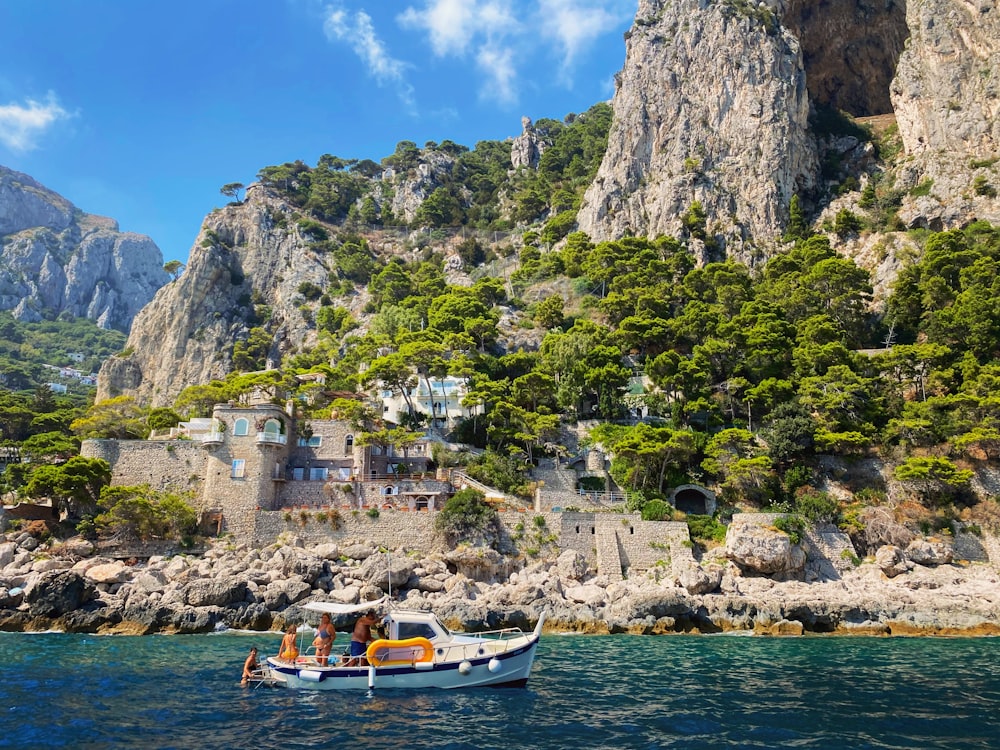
<box><xmin>267</xmin><ymin>629</ymin><xmax>541</xmax><ymax>691</ymax></box>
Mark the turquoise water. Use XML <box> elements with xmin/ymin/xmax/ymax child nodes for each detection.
<box><xmin>1</xmin><ymin>632</ymin><xmax>998</xmax><ymax>749</ymax></box>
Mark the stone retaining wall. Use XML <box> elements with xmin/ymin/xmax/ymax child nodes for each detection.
<box><xmin>248</xmin><ymin>507</ymin><xmax>688</xmax><ymax>574</ymax></box>
<box><xmin>81</xmin><ymin>439</ymin><xmax>206</xmax><ymax>494</ymax></box>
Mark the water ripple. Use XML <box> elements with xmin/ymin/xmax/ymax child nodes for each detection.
<box><xmin>1</xmin><ymin>632</ymin><xmax>999</xmax><ymax>749</ymax></box>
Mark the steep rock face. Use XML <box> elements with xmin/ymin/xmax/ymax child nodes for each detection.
<box><xmin>97</xmin><ymin>186</ymin><xmax>341</xmax><ymax>406</ymax></box>
<box><xmin>511</xmin><ymin>117</ymin><xmax>547</xmax><ymax>169</ymax></box>
<box><xmin>379</xmin><ymin>150</ymin><xmax>462</xmax><ymax>224</ymax></box>
<box><xmin>781</xmin><ymin>0</ymin><xmax>909</xmax><ymax>116</ymax></box>
<box><xmin>891</xmin><ymin>0</ymin><xmax>1000</xmax><ymax>226</ymax></box>
<box><xmin>577</xmin><ymin>0</ymin><xmax>817</xmax><ymax>249</ymax></box>
<box><xmin>0</xmin><ymin>166</ymin><xmax>167</xmax><ymax>330</ymax></box>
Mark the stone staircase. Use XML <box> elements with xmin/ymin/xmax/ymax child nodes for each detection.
<box><xmin>595</xmin><ymin>524</ymin><xmax>624</xmax><ymax>581</ymax></box>
<box><xmin>804</xmin><ymin>524</ymin><xmax>860</xmax><ymax>577</ymax></box>
<box><xmin>533</xmin><ymin>458</ymin><xmax>582</xmax><ymax>509</ymax></box>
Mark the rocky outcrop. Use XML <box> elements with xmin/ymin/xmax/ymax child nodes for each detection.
<box><xmin>510</xmin><ymin>117</ymin><xmax>547</xmax><ymax>170</ymax></box>
<box><xmin>97</xmin><ymin>185</ymin><xmax>344</xmax><ymax>406</ymax></box>
<box><xmin>577</xmin><ymin>0</ymin><xmax>818</xmax><ymax>251</ymax></box>
<box><xmin>890</xmin><ymin>0</ymin><xmax>1000</xmax><ymax>227</ymax></box>
<box><xmin>379</xmin><ymin>150</ymin><xmax>462</xmax><ymax>224</ymax></box>
<box><xmin>0</xmin><ymin>166</ymin><xmax>167</xmax><ymax>331</ymax></box>
<box><xmin>1</xmin><ymin>525</ymin><xmax>998</xmax><ymax>636</ymax></box>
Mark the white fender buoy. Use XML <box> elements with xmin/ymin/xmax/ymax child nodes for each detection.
<box><xmin>458</xmin><ymin>660</ymin><xmax>472</xmax><ymax>675</ymax></box>
<box><xmin>488</xmin><ymin>658</ymin><xmax>502</xmax><ymax>673</ymax></box>
<box><xmin>368</xmin><ymin>665</ymin><xmax>376</xmax><ymax>689</ymax></box>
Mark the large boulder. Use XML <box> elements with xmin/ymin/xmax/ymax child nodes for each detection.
<box><xmin>676</xmin><ymin>562</ymin><xmax>723</xmax><ymax>595</ymax></box>
<box><xmin>906</xmin><ymin>538</ymin><xmax>953</xmax><ymax>566</ymax></box>
<box><xmin>876</xmin><ymin>545</ymin><xmax>912</xmax><ymax>578</ymax></box>
<box><xmin>556</xmin><ymin>549</ymin><xmax>590</xmax><ymax>581</ymax></box>
<box><xmin>0</xmin><ymin>542</ymin><xmax>17</xmax><ymax>568</ymax></box>
<box><xmin>84</xmin><ymin>561</ymin><xmax>132</xmax><ymax>585</ymax></box>
<box><xmin>725</xmin><ymin>523</ymin><xmax>807</xmax><ymax>575</ymax></box>
<box><xmin>24</xmin><ymin>570</ymin><xmax>93</xmax><ymax>618</ymax></box>
<box><xmin>184</xmin><ymin>578</ymin><xmax>248</xmax><ymax>607</ymax></box>
<box><xmin>358</xmin><ymin>553</ymin><xmax>414</xmax><ymax>590</ymax></box>
<box><xmin>444</xmin><ymin>546</ymin><xmax>511</xmax><ymax>583</ymax></box>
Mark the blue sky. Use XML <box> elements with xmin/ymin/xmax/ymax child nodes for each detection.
<box><xmin>0</xmin><ymin>0</ymin><xmax>634</xmax><ymax>263</ymax></box>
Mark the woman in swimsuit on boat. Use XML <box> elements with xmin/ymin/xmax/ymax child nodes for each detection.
<box><xmin>312</xmin><ymin>613</ymin><xmax>334</xmax><ymax>666</ymax></box>
<box><xmin>280</xmin><ymin>624</ymin><xmax>299</xmax><ymax>662</ymax></box>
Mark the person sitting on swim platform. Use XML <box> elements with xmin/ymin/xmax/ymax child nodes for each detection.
<box><xmin>280</xmin><ymin>624</ymin><xmax>299</xmax><ymax>662</ymax></box>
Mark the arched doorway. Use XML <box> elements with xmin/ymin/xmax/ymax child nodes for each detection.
<box><xmin>670</xmin><ymin>485</ymin><xmax>717</xmax><ymax>516</ymax></box>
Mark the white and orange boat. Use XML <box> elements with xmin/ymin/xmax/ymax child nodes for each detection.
<box><xmin>265</xmin><ymin>598</ymin><xmax>544</xmax><ymax>691</ymax></box>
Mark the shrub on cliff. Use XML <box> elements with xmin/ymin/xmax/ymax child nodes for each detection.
<box><xmin>435</xmin><ymin>488</ymin><xmax>502</xmax><ymax>550</ymax></box>
<box><xmin>85</xmin><ymin>484</ymin><xmax>197</xmax><ymax>543</ymax></box>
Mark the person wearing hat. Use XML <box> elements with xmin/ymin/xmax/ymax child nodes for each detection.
<box><xmin>345</xmin><ymin>610</ymin><xmax>379</xmax><ymax>667</ymax></box>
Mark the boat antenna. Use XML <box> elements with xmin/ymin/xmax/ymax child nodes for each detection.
<box><xmin>386</xmin><ymin>547</ymin><xmax>392</xmax><ymax>601</ymax></box>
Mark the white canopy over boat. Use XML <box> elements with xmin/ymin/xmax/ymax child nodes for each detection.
<box><xmin>301</xmin><ymin>596</ymin><xmax>389</xmax><ymax>616</ymax></box>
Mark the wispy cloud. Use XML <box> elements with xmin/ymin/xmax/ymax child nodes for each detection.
<box><xmin>538</xmin><ymin>0</ymin><xmax>634</xmax><ymax>84</ymax></box>
<box><xmin>397</xmin><ymin>0</ymin><xmax>629</xmax><ymax>104</ymax></box>
<box><xmin>0</xmin><ymin>93</ymin><xmax>70</xmax><ymax>152</ymax></box>
<box><xmin>323</xmin><ymin>4</ymin><xmax>415</xmax><ymax>109</ymax></box>
<box><xmin>399</xmin><ymin>0</ymin><xmax>523</xmax><ymax>105</ymax></box>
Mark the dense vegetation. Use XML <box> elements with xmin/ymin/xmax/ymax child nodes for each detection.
<box><xmin>4</xmin><ymin>103</ymin><xmax>999</xmax><ymax>550</ymax></box>
<box><xmin>0</xmin><ymin>312</ymin><xmax>126</xmax><ymax>393</ymax></box>
<box><xmin>255</xmin><ymin>103</ymin><xmax>612</xmax><ymax>232</ymax></box>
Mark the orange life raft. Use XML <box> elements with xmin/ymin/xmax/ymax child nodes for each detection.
<box><xmin>366</xmin><ymin>637</ymin><xmax>435</xmax><ymax>666</ymax></box>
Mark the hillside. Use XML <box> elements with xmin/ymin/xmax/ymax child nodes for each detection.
<box><xmin>0</xmin><ymin>166</ymin><xmax>168</xmax><ymax>332</ymax></box>
<box><xmin>1</xmin><ymin>0</ymin><xmax>990</xmax><ymax>546</ymax></box>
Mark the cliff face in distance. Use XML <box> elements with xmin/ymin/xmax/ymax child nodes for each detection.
<box><xmin>579</xmin><ymin>0</ymin><xmax>1000</xmax><ymax>246</ymax></box>
<box><xmin>97</xmin><ymin>186</ymin><xmax>360</xmax><ymax>406</ymax></box>
<box><xmin>577</xmin><ymin>0</ymin><xmax>818</xmax><ymax>252</ymax></box>
<box><xmin>891</xmin><ymin>0</ymin><xmax>1000</xmax><ymax>228</ymax></box>
<box><xmin>97</xmin><ymin>0</ymin><xmax>1000</xmax><ymax>407</ymax></box>
<box><xmin>0</xmin><ymin>165</ymin><xmax>168</xmax><ymax>331</ymax></box>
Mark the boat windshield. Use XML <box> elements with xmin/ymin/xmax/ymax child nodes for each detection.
<box><xmin>433</xmin><ymin>615</ymin><xmax>450</xmax><ymax>636</ymax></box>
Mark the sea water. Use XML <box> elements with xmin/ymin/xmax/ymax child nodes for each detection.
<box><xmin>1</xmin><ymin>631</ymin><xmax>998</xmax><ymax>749</ymax></box>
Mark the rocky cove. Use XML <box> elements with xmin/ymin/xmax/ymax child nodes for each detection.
<box><xmin>2</xmin><ymin>514</ymin><xmax>999</xmax><ymax>639</ymax></box>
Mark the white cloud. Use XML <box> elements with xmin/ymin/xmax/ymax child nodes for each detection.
<box><xmin>396</xmin><ymin>1</ymin><xmax>630</xmax><ymax>102</ymax></box>
<box><xmin>476</xmin><ymin>44</ymin><xmax>518</xmax><ymax>105</ymax></box>
<box><xmin>400</xmin><ymin>1</ymin><xmax>523</xmax><ymax>102</ymax></box>
<box><xmin>399</xmin><ymin>0</ymin><xmax>475</xmax><ymax>57</ymax></box>
<box><xmin>538</xmin><ymin>0</ymin><xmax>634</xmax><ymax>82</ymax></box>
<box><xmin>324</xmin><ymin>4</ymin><xmax>415</xmax><ymax>108</ymax></box>
<box><xmin>0</xmin><ymin>93</ymin><xmax>70</xmax><ymax>152</ymax></box>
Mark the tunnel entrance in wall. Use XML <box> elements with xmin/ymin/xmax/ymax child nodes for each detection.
<box><xmin>671</xmin><ymin>485</ymin><xmax>717</xmax><ymax>516</ymax></box>
<box><xmin>782</xmin><ymin>0</ymin><xmax>910</xmax><ymax>117</ymax></box>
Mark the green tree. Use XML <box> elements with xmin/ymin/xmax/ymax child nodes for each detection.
<box><xmin>70</xmin><ymin>397</ymin><xmax>148</xmax><ymax>440</ymax></box>
<box><xmin>220</xmin><ymin>182</ymin><xmax>245</xmax><ymax>203</ymax></box>
<box><xmin>434</xmin><ymin>488</ymin><xmax>502</xmax><ymax>548</ymax></box>
<box><xmin>894</xmin><ymin>456</ymin><xmax>973</xmax><ymax>507</ymax></box>
<box><xmin>92</xmin><ymin>485</ymin><xmax>197</xmax><ymax>542</ymax></box>
<box><xmin>163</xmin><ymin>260</ymin><xmax>185</xmax><ymax>280</ymax></box>
<box><xmin>534</xmin><ymin>295</ymin><xmax>565</xmax><ymax>330</ymax></box>
<box><xmin>22</xmin><ymin>456</ymin><xmax>111</xmax><ymax>518</ymax></box>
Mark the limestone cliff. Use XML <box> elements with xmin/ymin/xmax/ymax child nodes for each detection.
<box><xmin>578</xmin><ymin>0</ymin><xmax>999</xmax><ymax>247</ymax></box>
<box><xmin>891</xmin><ymin>0</ymin><xmax>1000</xmax><ymax>227</ymax></box>
<box><xmin>576</xmin><ymin>0</ymin><xmax>818</xmax><ymax>251</ymax></box>
<box><xmin>97</xmin><ymin>185</ymin><xmax>341</xmax><ymax>406</ymax></box>
<box><xmin>0</xmin><ymin>165</ymin><xmax>167</xmax><ymax>331</ymax></box>
<box><xmin>511</xmin><ymin>117</ymin><xmax>548</xmax><ymax>170</ymax></box>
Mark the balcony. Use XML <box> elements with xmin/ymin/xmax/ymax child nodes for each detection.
<box><xmin>200</xmin><ymin>431</ymin><xmax>225</xmax><ymax>446</ymax></box>
<box><xmin>256</xmin><ymin>431</ymin><xmax>287</xmax><ymax>446</ymax></box>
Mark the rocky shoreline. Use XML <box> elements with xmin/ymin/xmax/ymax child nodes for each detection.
<box><xmin>2</xmin><ymin>527</ymin><xmax>999</xmax><ymax>639</ymax></box>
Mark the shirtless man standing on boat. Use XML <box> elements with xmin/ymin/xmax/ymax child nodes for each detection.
<box><xmin>344</xmin><ymin>610</ymin><xmax>379</xmax><ymax>667</ymax></box>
